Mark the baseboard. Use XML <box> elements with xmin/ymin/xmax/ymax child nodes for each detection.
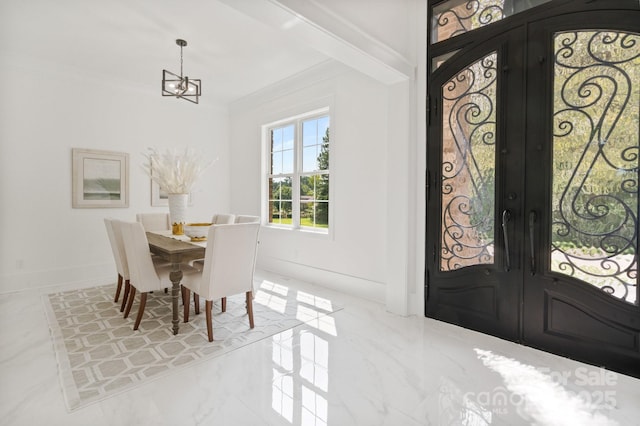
<box><xmin>1</xmin><ymin>259</ymin><xmax>388</xmax><ymax>307</ymax></box>
<box><xmin>257</xmin><ymin>256</ymin><xmax>385</xmax><ymax>304</ymax></box>
<box><xmin>409</xmin><ymin>292</ymin><xmax>424</xmax><ymax>317</ymax></box>
<box><xmin>0</xmin><ymin>262</ymin><xmax>115</xmax><ymax>294</ymax></box>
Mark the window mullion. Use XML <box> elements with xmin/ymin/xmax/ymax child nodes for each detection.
<box><xmin>292</xmin><ymin>120</ymin><xmax>302</xmax><ymax>229</ymax></box>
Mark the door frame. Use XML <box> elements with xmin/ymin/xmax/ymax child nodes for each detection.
<box><xmin>522</xmin><ymin>9</ymin><xmax>640</xmax><ymax>377</ymax></box>
<box><xmin>425</xmin><ymin>0</ymin><xmax>640</xmax><ymax>378</ymax></box>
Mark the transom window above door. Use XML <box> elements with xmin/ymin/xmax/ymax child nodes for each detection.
<box><xmin>430</xmin><ymin>0</ymin><xmax>552</xmax><ymax>44</ymax></box>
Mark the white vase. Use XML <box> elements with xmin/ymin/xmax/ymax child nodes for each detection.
<box><xmin>168</xmin><ymin>193</ymin><xmax>189</xmax><ymax>235</ymax></box>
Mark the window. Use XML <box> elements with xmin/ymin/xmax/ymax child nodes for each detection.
<box><xmin>265</xmin><ymin>109</ymin><xmax>330</xmax><ymax>232</ymax></box>
<box><xmin>430</xmin><ymin>0</ymin><xmax>552</xmax><ymax>45</ymax></box>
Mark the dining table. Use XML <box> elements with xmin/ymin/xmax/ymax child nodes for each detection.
<box><xmin>146</xmin><ymin>231</ymin><xmax>206</xmax><ymax>335</ymax></box>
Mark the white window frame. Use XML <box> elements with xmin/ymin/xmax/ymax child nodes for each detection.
<box><xmin>262</xmin><ymin>107</ymin><xmax>331</xmax><ymax>234</ymax></box>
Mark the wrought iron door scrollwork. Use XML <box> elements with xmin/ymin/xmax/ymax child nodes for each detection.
<box><xmin>433</xmin><ymin>0</ymin><xmax>505</xmax><ymax>43</ymax></box>
<box><xmin>552</xmin><ymin>30</ymin><xmax>639</xmax><ymax>304</ymax></box>
<box><xmin>441</xmin><ymin>52</ymin><xmax>498</xmax><ymax>271</ymax></box>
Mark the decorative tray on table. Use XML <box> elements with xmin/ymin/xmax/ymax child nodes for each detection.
<box><xmin>183</xmin><ymin>223</ymin><xmax>213</xmax><ymax>242</ymax></box>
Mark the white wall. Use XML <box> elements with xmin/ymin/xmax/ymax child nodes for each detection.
<box><xmin>225</xmin><ymin>0</ymin><xmax>425</xmax><ymax>312</ymax></box>
<box><xmin>0</xmin><ymin>57</ymin><xmax>230</xmax><ymax>293</ymax></box>
<box><xmin>229</xmin><ymin>61</ymin><xmax>389</xmax><ymax>302</ymax></box>
<box><xmin>0</xmin><ymin>0</ymin><xmax>425</xmax><ymax>315</ymax></box>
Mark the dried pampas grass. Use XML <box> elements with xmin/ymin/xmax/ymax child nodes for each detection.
<box><xmin>143</xmin><ymin>147</ymin><xmax>213</xmax><ymax>194</ymax></box>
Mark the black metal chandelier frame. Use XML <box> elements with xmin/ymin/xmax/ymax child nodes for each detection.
<box><xmin>162</xmin><ymin>39</ymin><xmax>201</xmax><ymax>104</ymax></box>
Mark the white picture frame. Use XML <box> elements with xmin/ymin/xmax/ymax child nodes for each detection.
<box><xmin>72</xmin><ymin>148</ymin><xmax>129</xmax><ymax>208</ymax></box>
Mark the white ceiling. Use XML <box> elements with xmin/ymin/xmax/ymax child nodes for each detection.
<box><xmin>0</xmin><ymin>0</ymin><xmax>333</xmax><ymax>105</ymax></box>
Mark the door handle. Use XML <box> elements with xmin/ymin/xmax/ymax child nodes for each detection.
<box><xmin>501</xmin><ymin>209</ymin><xmax>511</xmax><ymax>272</ymax></box>
<box><xmin>529</xmin><ymin>211</ymin><xmax>537</xmax><ymax>275</ymax></box>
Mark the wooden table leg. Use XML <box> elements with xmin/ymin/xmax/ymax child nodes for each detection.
<box><xmin>169</xmin><ymin>264</ymin><xmax>183</xmax><ymax>335</ymax></box>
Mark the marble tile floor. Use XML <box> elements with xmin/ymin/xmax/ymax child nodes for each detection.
<box><xmin>1</xmin><ymin>270</ymin><xmax>639</xmax><ymax>426</ymax></box>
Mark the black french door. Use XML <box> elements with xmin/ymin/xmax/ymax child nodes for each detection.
<box><xmin>425</xmin><ymin>0</ymin><xmax>640</xmax><ymax>378</ymax></box>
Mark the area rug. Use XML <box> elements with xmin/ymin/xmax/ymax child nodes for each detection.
<box><xmin>43</xmin><ymin>280</ymin><xmax>340</xmax><ymax>411</ymax></box>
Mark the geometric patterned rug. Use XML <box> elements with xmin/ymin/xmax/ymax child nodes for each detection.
<box><xmin>42</xmin><ymin>279</ymin><xmax>341</xmax><ymax>411</ymax></box>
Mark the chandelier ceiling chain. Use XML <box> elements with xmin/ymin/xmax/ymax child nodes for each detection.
<box><xmin>178</xmin><ymin>39</ymin><xmax>185</xmax><ymax>78</ymax></box>
<box><xmin>162</xmin><ymin>38</ymin><xmax>201</xmax><ymax>104</ymax></box>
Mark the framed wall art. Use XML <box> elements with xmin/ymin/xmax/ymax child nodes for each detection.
<box><xmin>151</xmin><ymin>179</ymin><xmax>169</xmax><ymax>206</ymax></box>
<box><xmin>72</xmin><ymin>148</ymin><xmax>129</xmax><ymax>208</ymax></box>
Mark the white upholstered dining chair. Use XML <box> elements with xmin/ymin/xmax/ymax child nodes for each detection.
<box><xmin>182</xmin><ymin>222</ymin><xmax>260</xmax><ymax>342</ymax></box>
<box><xmin>234</xmin><ymin>215</ymin><xmax>260</xmax><ymax>224</ymax></box>
<box><xmin>106</xmin><ymin>219</ymin><xmax>170</xmax><ymax>312</ymax></box>
<box><xmin>211</xmin><ymin>213</ymin><xmax>235</xmax><ymax>224</ymax></box>
<box><xmin>188</xmin><ymin>213</ymin><xmax>237</xmax><ymax>269</ymax></box>
<box><xmin>136</xmin><ymin>213</ymin><xmax>171</xmax><ymax>231</ymax></box>
<box><xmin>119</xmin><ymin>221</ymin><xmax>198</xmax><ymax>330</ymax></box>
<box><xmin>136</xmin><ymin>212</ymin><xmax>171</xmax><ymax>272</ymax></box>
<box><xmin>104</xmin><ymin>218</ymin><xmax>129</xmax><ymax>309</ymax></box>
<box><xmin>191</xmin><ymin>215</ymin><xmax>259</xmax><ymax>271</ymax></box>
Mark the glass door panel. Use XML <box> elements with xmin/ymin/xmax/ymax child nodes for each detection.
<box><xmin>431</xmin><ymin>0</ymin><xmax>552</xmax><ymax>44</ymax></box>
<box><xmin>441</xmin><ymin>52</ymin><xmax>498</xmax><ymax>271</ymax></box>
<box><xmin>551</xmin><ymin>30</ymin><xmax>640</xmax><ymax>304</ymax></box>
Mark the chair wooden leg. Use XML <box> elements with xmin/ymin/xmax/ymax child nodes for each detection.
<box><xmin>124</xmin><ymin>286</ymin><xmax>136</xmax><ymax>318</ymax></box>
<box><xmin>120</xmin><ymin>280</ymin><xmax>131</xmax><ymax>312</ymax></box>
<box><xmin>114</xmin><ymin>274</ymin><xmax>123</xmax><ymax>302</ymax></box>
<box><xmin>134</xmin><ymin>293</ymin><xmax>147</xmax><ymax>330</ymax></box>
<box><xmin>246</xmin><ymin>291</ymin><xmax>255</xmax><ymax>329</ymax></box>
<box><xmin>206</xmin><ymin>300</ymin><xmax>214</xmax><ymax>342</ymax></box>
<box><xmin>165</xmin><ymin>288</ymin><xmax>168</xmax><ymax>294</ymax></box>
<box><xmin>221</xmin><ymin>297</ymin><xmax>227</xmax><ymax>313</ymax></box>
<box><xmin>194</xmin><ymin>294</ymin><xmax>200</xmax><ymax>315</ymax></box>
<box><xmin>183</xmin><ymin>287</ymin><xmax>191</xmax><ymax>322</ymax></box>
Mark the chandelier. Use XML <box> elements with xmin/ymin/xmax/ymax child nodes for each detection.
<box><xmin>162</xmin><ymin>39</ymin><xmax>201</xmax><ymax>104</ymax></box>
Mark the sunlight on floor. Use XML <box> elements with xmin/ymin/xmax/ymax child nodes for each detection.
<box><xmin>271</xmin><ymin>303</ymin><xmax>333</xmax><ymax>425</ymax></box>
<box><xmin>255</xmin><ymin>288</ymin><xmax>288</xmax><ymax>314</ymax></box>
<box><xmin>260</xmin><ymin>280</ymin><xmax>290</xmax><ymax>297</ymax></box>
<box><xmin>474</xmin><ymin>349</ymin><xmax>618</xmax><ymax>426</ymax></box>
<box><xmin>296</xmin><ymin>291</ymin><xmax>333</xmax><ymax>311</ymax></box>
<box><xmin>296</xmin><ymin>305</ymin><xmax>337</xmax><ymax>336</ymax></box>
